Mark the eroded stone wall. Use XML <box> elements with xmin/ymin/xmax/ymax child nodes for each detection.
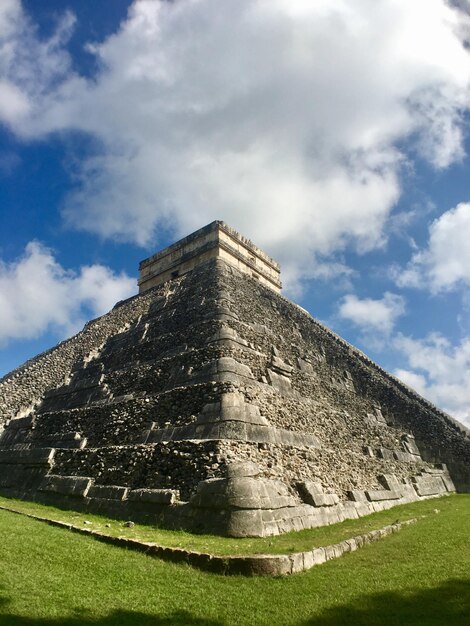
<box><xmin>0</xmin><ymin>289</ymin><xmax>160</xmax><ymax>426</ymax></box>
<box><xmin>0</xmin><ymin>257</ymin><xmax>468</xmax><ymax>537</ymax></box>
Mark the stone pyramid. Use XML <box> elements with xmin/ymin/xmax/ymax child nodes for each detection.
<box><xmin>0</xmin><ymin>221</ymin><xmax>468</xmax><ymax>537</ymax></box>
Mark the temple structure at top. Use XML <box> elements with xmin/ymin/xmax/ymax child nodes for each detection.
<box><xmin>138</xmin><ymin>220</ymin><xmax>282</xmax><ymax>293</ymax></box>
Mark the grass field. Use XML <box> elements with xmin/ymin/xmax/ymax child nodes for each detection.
<box><xmin>0</xmin><ymin>494</ymin><xmax>469</xmax><ymax>625</ymax></box>
<box><xmin>0</xmin><ymin>494</ymin><xmax>457</xmax><ymax>555</ymax></box>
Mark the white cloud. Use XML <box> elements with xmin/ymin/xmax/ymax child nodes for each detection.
<box><xmin>1</xmin><ymin>0</ymin><xmax>470</xmax><ymax>288</ymax></box>
<box><xmin>0</xmin><ymin>80</ymin><xmax>30</xmax><ymax>122</ymax></box>
<box><xmin>394</xmin><ymin>333</ymin><xmax>470</xmax><ymax>426</ymax></box>
<box><xmin>0</xmin><ymin>0</ymin><xmax>75</xmax><ymax>116</ymax></box>
<box><xmin>338</xmin><ymin>292</ymin><xmax>405</xmax><ymax>334</ymax></box>
<box><xmin>394</xmin><ymin>369</ymin><xmax>428</xmax><ymax>396</ymax></box>
<box><xmin>394</xmin><ymin>202</ymin><xmax>470</xmax><ymax>292</ymax></box>
<box><xmin>0</xmin><ymin>242</ymin><xmax>136</xmax><ymax>345</ymax></box>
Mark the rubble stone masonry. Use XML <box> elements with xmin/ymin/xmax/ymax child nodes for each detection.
<box><xmin>0</xmin><ymin>226</ymin><xmax>468</xmax><ymax>537</ymax></box>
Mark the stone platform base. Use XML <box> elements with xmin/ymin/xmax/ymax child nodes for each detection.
<box><xmin>0</xmin><ymin>460</ymin><xmax>454</xmax><ymax>537</ymax></box>
<box><xmin>0</xmin><ymin>502</ymin><xmax>419</xmax><ymax>576</ymax></box>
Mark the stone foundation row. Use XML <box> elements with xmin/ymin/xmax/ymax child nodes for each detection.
<box><xmin>0</xmin><ymin>502</ymin><xmax>418</xmax><ymax>576</ymax></box>
<box><xmin>0</xmin><ymin>452</ymin><xmax>455</xmax><ymax>537</ymax></box>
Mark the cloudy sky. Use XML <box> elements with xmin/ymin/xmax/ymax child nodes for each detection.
<box><xmin>0</xmin><ymin>0</ymin><xmax>469</xmax><ymax>425</ymax></box>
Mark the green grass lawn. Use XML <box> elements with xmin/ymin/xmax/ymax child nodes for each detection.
<box><xmin>0</xmin><ymin>494</ymin><xmax>459</xmax><ymax>555</ymax></box>
<box><xmin>0</xmin><ymin>495</ymin><xmax>469</xmax><ymax>625</ymax></box>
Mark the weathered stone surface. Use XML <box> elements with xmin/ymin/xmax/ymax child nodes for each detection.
<box><xmin>87</xmin><ymin>485</ymin><xmax>129</xmax><ymax>500</ymax></box>
<box><xmin>266</xmin><ymin>369</ymin><xmax>292</xmax><ymax>394</ymax></box>
<box><xmin>366</xmin><ymin>489</ymin><xmax>401</xmax><ymax>502</ymax></box>
<box><xmin>297</xmin><ymin>481</ymin><xmax>339</xmax><ymax>506</ymax></box>
<box><xmin>309</xmin><ymin>493</ymin><xmax>340</xmax><ymax>507</ymax></box>
<box><xmin>378</xmin><ymin>473</ymin><xmax>402</xmax><ymax>491</ymax></box>
<box><xmin>298</xmin><ymin>480</ymin><xmax>323</xmax><ymax>496</ymax></box>
<box><xmin>39</xmin><ymin>474</ymin><xmax>93</xmax><ymax>497</ymax></box>
<box><xmin>441</xmin><ymin>472</ymin><xmax>456</xmax><ymax>492</ymax></box>
<box><xmin>226</xmin><ymin>461</ymin><xmax>260</xmax><ymax>479</ymax></box>
<box><xmin>226</xmin><ymin>509</ymin><xmax>264</xmax><ymax>538</ymax></box>
<box><xmin>297</xmin><ymin>358</ymin><xmax>315</xmax><ymax>375</ymax></box>
<box><xmin>347</xmin><ymin>490</ymin><xmax>368</xmax><ymax>502</ymax></box>
<box><xmin>0</xmin><ymin>448</ymin><xmax>55</xmax><ymax>466</ymax></box>
<box><xmin>0</xmin><ymin>223</ymin><xmax>468</xmax><ymax>538</ymax></box>
<box><xmin>7</xmin><ymin>416</ymin><xmax>34</xmax><ymax>430</ymax></box>
<box><xmin>412</xmin><ymin>475</ymin><xmax>447</xmax><ymax>496</ymax></box>
<box><xmin>128</xmin><ymin>488</ymin><xmax>179</xmax><ymax>504</ymax></box>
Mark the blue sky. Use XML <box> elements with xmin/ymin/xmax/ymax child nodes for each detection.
<box><xmin>0</xmin><ymin>0</ymin><xmax>469</xmax><ymax>425</ymax></box>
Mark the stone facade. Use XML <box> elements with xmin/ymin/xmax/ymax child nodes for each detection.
<box><xmin>0</xmin><ymin>225</ymin><xmax>469</xmax><ymax>537</ymax></box>
<box><xmin>138</xmin><ymin>220</ymin><xmax>281</xmax><ymax>293</ymax></box>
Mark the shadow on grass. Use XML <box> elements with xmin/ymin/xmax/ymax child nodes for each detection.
<box><xmin>300</xmin><ymin>578</ymin><xmax>470</xmax><ymax>626</ymax></box>
<box><xmin>0</xmin><ymin>598</ymin><xmax>223</xmax><ymax>626</ymax></box>
<box><xmin>0</xmin><ymin>579</ymin><xmax>469</xmax><ymax>625</ymax></box>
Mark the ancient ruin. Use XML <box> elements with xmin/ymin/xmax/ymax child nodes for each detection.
<box><xmin>0</xmin><ymin>221</ymin><xmax>469</xmax><ymax>537</ymax></box>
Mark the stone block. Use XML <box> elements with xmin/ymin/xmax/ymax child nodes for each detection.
<box><xmin>266</xmin><ymin>369</ymin><xmax>292</xmax><ymax>394</ymax></box>
<box><xmin>220</xmin><ymin>392</ymin><xmax>244</xmax><ymax>409</ymax></box>
<box><xmin>7</xmin><ymin>416</ymin><xmax>34</xmax><ymax>430</ymax></box>
<box><xmin>393</xmin><ymin>450</ymin><xmax>417</xmax><ymax>462</ymax></box>
<box><xmin>271</xmin><ymin>356</ymin><xmax>293</xmax><ymax>375</ymax></box>
<box><xmin>341</xmin><ymin>502</ymin><xmax>360</xmax><ymax>520</ymax></box>
<box><xmin>219</xmin><ymin>402</ymin><xmax>268</xmax><ymax>426</ymax></box>
<box><xmin>312</xmin><ymin>547</ymin><xmax>327</xmax><ymax>565</ymax></box>
<box><xmin>347</xmin><ymin>490</ymin><xmax>367</xmax><ymax>502</ymax></box>
<box><xmin>0</xmin><ymin>448</ymin><xmax>55</xmax><ymax>466</ymax></box>
<box><xmin>262</xmin><ymin>496</ymin><xmax>297</xmax><ymax>510</ymax></box>
<box><xmin>216</xmin><ymin>357</ymin><xmax>254</xmax><ymax>379</ymax></box>
<box><xmin>275</xmin><ymin>430</ymin><xmax>294</xmax><ymax>445</ymax></box>
<box><xmin>225</xmin><ymin>477</ymin><xmax>260</xmax><ymax>500</ymax></box>
<box><xmin>378</xmin><ymin>474</ymin><xmax>401</xmax><ymax>491</ymax></box>
<box><xmin>206</xmin><ymin>325</ymin><xmax>248</xmax><ymax>347</ymax></box>
<box><xmin>441</xmin><ymin>473</ymin><xmax>456</xmax><ymax>492</ymax></box>
<box><xmin>226</xmin><ymin>461</ymin><xmax>260</xmax><ymax>479</ymax></box>
<box><xmin>246</xmin><ymin>424</ymin><xmax>275</xmax><ymax>443</ymax></box>
<box><xmin>248</xmin><ymin>555</ymin><xmax>292</xmax><ymax>576</ymax></box>
<box><xmin>262</xmin><ymin>521</ymin><xmax>279</xmax><ymax>536</ymax></box>
<box><xmin>128</xmin><ymin>488</ymin><xmax>179</xmax><ymax>504</ymax></box>
<box><xmin>354</xmin><ymin>502</ymin><xmax>373</xmax><ymax>517</ymax></box>
<box><xmin>302</xmin><ymin>550</ymin><xmax>315</xmax><ymax>569</ymax></box>
<box><xmin>263</xmin><ymin>479</ymin><xmax>292</xmax><ymax>499</ymax></box>
<box><xmin>276</xmin><ymin>517</ymin><xmax>297</xmax><ymax>535</ymax></box>
<box><xmin>365</xmin><ymin>489</ymin><xmax>400</xmax><ymax>502</ymax></box>
<box><xmin>189</xmin><ymin>493</ymin><xmax>228</xmax><ymax>509</ymax></box>
<box><xmin>202</xmin><ymin>424</ymin><xmax>220</xmax><ymax>439</ymax></box>
<box><xmin>217</xmin><ymin>421</ymin><xmax>246</xmax><ymax>440</ymax></box>
<box><xmin>374</xmin><ymin>408</ymin><xmax>387</xmax><ymax>424</ymax></box>
<box><xmin>226</xmin><ymin>509</ymin><xmax>264</xmax><ymax>537</ymax></box>
<box><xmin>412</xmin><ymin>476</ymin><xmax>447</xmax><ymax>496</ymax></box>
<box><xmin>290</xmin><ymin>552</ymin><xmax>305</xmax><ymax>574</ymax></box>
<box><xmin>39</xmin><ymin>474</ymin><xmax>93</xmax><ymax>497</ymax></box>
<box><xmin>87</xmin><ymin>485</ymin><xmax>129</xmax><ymax>500</ymax></box>
<box><xmin>377</xmin><ymin>448</ymin><xmax>395</xmax><ymax>461</ymax></box>
<box><xmin>46</xmin><ymin>431</ymin><xmax>82</xmax><ymax>442</ymax></box>
<box><xmin>402</xmin><ymin>435</ymin><xmax>421</xmax><ymax>456</ymax></box>
<box><xmin>298</xmin><ymin>481</ymin><xmax>338</xmax><ymax>506</ymax></box>
<box><xmin>345</xmin><ymin>538</ymin><xmax>358</xmax><ymax>552</ymax></box>
<box><xmin>219</xmin><ymin>405</ymin><xmax>245</xmax><ymax>422</ymax></box>
<box><xmin>298</xmin><ymin>480</ymin><xmax>324</xmax><ymax>496</ymax></box>
<box><xmin>195</xmin><ymin>478</ymin><xmax>227</xmax><ymax>496</ymax></box>
<box><xmin>324</xmin><ymin>545</ymin><xmax>337</xmax><ymax>561</ymax></box>
<box><xmin>310</xmin><ymin>493</ymin><xmax>339</xmax><ymax>507</ymax></box>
